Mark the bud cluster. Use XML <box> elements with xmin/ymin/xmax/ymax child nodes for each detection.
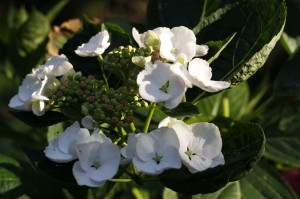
<box><xmin>47</xmin><ymin>73</ymin><xmax>144</xmax><ymax>129</ymax></box>
<box><xmin>102</xmin><ymin>45</ymin><xmax>152</xmax><ymax>87</ymax></box>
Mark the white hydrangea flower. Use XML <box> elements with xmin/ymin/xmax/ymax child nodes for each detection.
<box><xmin>188</xmin><ymin>58</ymin><xmax>230</xmax><ymax>92</ymax></box>
<box><xmin>132</xmin><ymin>127</ymin><xmax>181</xmax><ymax>175</ymax></box>
<box><xmin>32</xmin><ymin>54</ymin><xmax>74</xmax><ymax>79</ymax></box>
<box><xmin>44</xmin><ymin>122</ymin><xmax>90</xmax><ymax>163</ymax></box>
<box><xmin>159</xmin><ymin>26</ymin><xmax>206</xmax><ymax>64</ymax></box>
<box><xmin>72</xmin><ymin>134</ymin><xmax>120</xmax><ymax>187</ymax></box>
<box><xmin>9</xmin><ymin>54</ymin><xmax>75</xmax><ymax>116</ymax></box>
<box><xmin>8</xmin><ymin>74</ymin><xmax>49</xmax><ymax>116</ymax></box>
<box><xmin>137</xmin><ymin>61</ymin><xmax>186</xmax><ymax>109</ymax></box>
<box><xmin>75</xmin><ymin>30</ymin><xmax>110</xmax><ymax>57</ymax></box>
<box><xmin>161</xmin><ymin>119</ymin><xmax>225</xmax><ymax>173</ymax></box>
<box><xmin>132</xmin><ymin>27</ymin><xmax>173</xmax><ymax>51</ymax></box>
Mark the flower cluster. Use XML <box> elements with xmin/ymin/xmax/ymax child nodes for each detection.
<box><xmin>133</xmin><ymin>26</ymin><xmax>230</xmax><ymax>109</ymax></box>
<box><xmin>8</xmin><ymin>25</ymin><xmax>229</xmax><ymax>188</ymax></box>
<box><xmin>9</xmin><ymin>55</ymin><xmax>75</xmax><ymax>116</ymax></box>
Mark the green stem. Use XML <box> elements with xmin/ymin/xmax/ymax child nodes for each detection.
<box><xmin>192</xmin><ymin>92</ymin><xmax>205</xmax><ymax>105</ymax></box>
<box><xmin>108</xmin><ymin>178</ymin><xmax>132</xmax><ymax>183</ymax></box>
<box><xmin>222</xmin><ymin>97</ymin><xmax>230</xmax><ymax>118</ymax></box>
<box><xmin>142</xmin><ymin>103</ymin><xmax>156</xmax><ymax>133</ymax></box>
<box><xmin>182</xmin><ymin>95</ymin><xmax>187</xmax><ymax>103</ymax></box>
<box><xmin>192</xmin><ymin>0</ymin><xmax>208</xmax><ymax>35</ymax></box>
<box><xmin>97</xmin><ymin>56</ymin><xmax>109</xmax><ymax>88</ymax></box>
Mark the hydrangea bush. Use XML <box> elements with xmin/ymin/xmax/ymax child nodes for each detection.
<box><xmin>5</xmin><ymin>0</ymin><xmax>296</xmax><ymax>197</ymax></box>
<box><xmin>9</xmin><ymin>25</ymin><xmax>230</xmax><ymax>189</ymax></box>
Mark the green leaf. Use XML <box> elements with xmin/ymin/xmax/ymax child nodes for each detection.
<box><xmin>7</xmin><ymin>4</ymin><xmax>28</xmax><ymax>31</ymax></box>
<box><xmin>59</xmin><ymin>20</ymin><xmax>101</xmax><ymax>77</ymax></box>
<box><xmin>146</xmin><ymin>0</ymin><xmax>203</xmax><ymax>29</ymax></box>
<box><xmin>260</xmin><ymin>99</ymin><xmax>300</xmax><ymax>168</ymax></box>
<box><xmin>162</xmin><ymin>188</ymin><xmax>178</xmax><ymax>199</ymax></box>
<box><xmin>104</xmin><ymin>19</ymin><xmax>132</xmax><ymax>51</ymax></box>
<box><xmin>160</xmin><ymin>122</ymin><xmax>265</xmax><ymax>194</ymax></box>
<box><xmin>206</xmin><ymin>33</ymin><xmax>236</xmax><ymax>64</ymax></box>
<box><xmin>197</xmin><ymin>0</ymin><xmax>286</xmax><ymax>86</ymax></box>
<box><xmin>193</xmin><ymin>2</ymin><xmax>238</xmax><ymax>35</ymax></box>
<box><xmin>15</xmin><ymin>8</ymin><xmax>49</xmax><ymax>58</ymax></box>
<box><xmin>0</xmin><ymin>154</ymin><xmax>22</xmax><ymax>198</ymax></box>
<box><xmin>218</xmin><ymin>82</ymin><xmax>250</xmax><ymax>120</ymax></box>
<box><xmin>162</xmin><ymin>103</ymin><xmax>200</xmax><ymax>118</ymax></box>
<box><xmin>193</xmin><ymin>161</ymin><xmax>298</xmax><ymax>199</ymax></box>
<box><xmin>193</xmin><ymin>82</ymin><xmax>249</xmax><ymax>121</ymax></box>
<box><xmin>47</xmin><ymin>123</ymin><xmax>65</xmax><ymax>142</ymax></box>
<box><xmin>274</xmin><ymin>49</ymin><xmax>300</xmax><ymax>96</ymax></box>
<box><xmin>9</xmin><ymin>111</ymin><xmax>69</xmax><ymax>127</ymax></box>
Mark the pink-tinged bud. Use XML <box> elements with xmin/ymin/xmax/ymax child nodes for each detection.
<box><xmin>106</xmin><ymin>104</ymin><xmax>114</xmax><ymax>111</ymax></box>
<box><xmin>56</xmin><ymin>91</ymin><xmax>64</xmax><ymax>98</ymax></box>
<box><xmin>80</xmin><ymin>81</ymin><xmax>87</xmax><ymax>89</ymax></box>
<box><xmin>125</xmin><ymin>115</ymin><xmax>133</xmax><ymax>124</ymax></box>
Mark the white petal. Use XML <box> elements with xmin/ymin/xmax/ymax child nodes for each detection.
<box><xmin>75</xmin><ymin>31</ymin><xmax>110</xmax><ymax>57</ymax></box>
<box><xmin>88</xmin><ymin>130</ymin><xmax>112</xmax><ymax>143</ymax></box>
<box><xmin>44</xmin><ymin>138</ymin><xmax>75</xmax><ymax>163</ymax></box>
<box><xmin>32</xmin><ymin>100</ymin><xmax>46</xmax><ymax>116</ymax></box>
<box><xmin>135</xmin><ymin>134</ymin><xmax>158</xmax><ymax>162</ymax></box>
<box><xmin>151</xmin><ymin>127</ymin><xmax>179</xmax><ymax>149</ymax></box>
<box><xmin>33</xmin><ymin>55</ymin><xmax>74</xmax><ymax>78</ymax></box>
<box><xmin>189</xmin><ymin>58</ymin><xmax>212</xmax><ymax>82</ymax></box>
<box><xmin>189</xmin><ymin>58</ymin><xmax>230</xmax><ymax>92</ymax></box>
<box><xmin>189</xmin><ymin>123</ymin><xmax>222</xmax><ymax>159</ymax></box>
<box><xmin>72</xmin><ymin>161</ymin><xmax>106</xmax><ymax>187</ymax></box>
<box><xmin>8</xmin><ymin>95</ymin><xmax>26</xmax><ymax>109</ymax></box>
<box><xmin>132</xmin><ymin>28</ymin><xmax>144</xmax><ymax>47</ymax></box>
<box><xmin>170</xmin><ymin>121</ymin><xmax>193</xmax><ymax>155</ymax></box>
<box><xmin>170</xmin><ymin>63</ymin><xmax>193</xmax><ymax>88</ymax></box>
<box><xmin>183</xmin><ymin>155</ymin><xmax>213</xmax><ymax>173</ymax></box>
<box><xmin>58</xmin><ymin>122</ymin><xmax>90</xmax><ymax>156</ymax></box>
<box><xmin>76</xmin><ymin>142</ymin><xmax>100</xmax><ymax>172</ymax></box>
<box><xmin>76</xmin><ymin>141</ymin><xmax>120</xmax><ymax>182</ymax></box>
<box><xmin>211</xmin><ymin>153</ymin><xmax>225</xmax><ymax>168</ymax></box>
<box><xmin>133</xmin><ymin>157</ymin><xmax>158</xmax><ymax>175</ymax></box>
<box><xmin>156</xmin><ymin>146</ymin><xmax>182</xmax><ymax>172</ymax></box>
<box><xmin>98</xmin><ymin>141</ymin><xmax>120</xmax><ymax>163</ymax></box>
<box><xmin>198</xmin><ymin>80</ymin><xmax>231</xmax><ymax>92</ymax></box>
<box><xmin>158</xmin><ymin>117</ymin><xmax>180</xmax><ymax>128</ymax></box>
<box><xmin>121</xmin><ymin>133</ymin><xmax>141</xmax><ymax>158</ymax></box>
<box><xmin>164</xmin><ymin>76</ymin><xmax>186</xmax><ymax>109</ymax></box>
<box><xmin>139</xmin><ymin>81</ymin><xmax>172</xmax><ymax>102</ymax></box>
<box><xmin>81</xmin><ymin>116</ymin><xmax>94</xmax><ymax>129</ymax></box>
<box><xmin>196</xmin><ymin>45</ymin><xmax>209</xmax><ymax>56</ymax></box>
<box><xmin>18</xmin><ymin>74</ymin><xmax>42</xmax><ymax>101</ymax></box>
<box><xmin>171</xmin><ymin>26</ymin><xmax>196</xmax><ymax>44</ymax></box>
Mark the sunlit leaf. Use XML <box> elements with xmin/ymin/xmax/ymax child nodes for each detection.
<box><xmin>162</xmin><ymin>103</ymin><xmax>200</xmax><ymax>118</ymax></box>
<box><xmin>193</xmin><ymin>162</ymin><xmax>297</xmax><ymax>199</ymax></box>
<box><xmin>15</xmin><ymin>8</ymin><xmax>49</xmax><ymax>57</ymax></box>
